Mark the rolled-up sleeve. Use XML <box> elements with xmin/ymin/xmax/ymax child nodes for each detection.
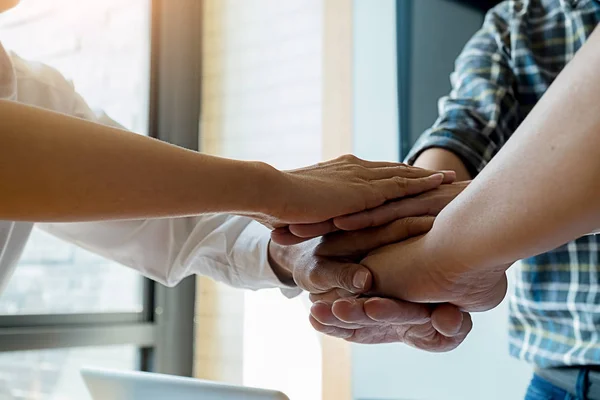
<box><xmin>406</xmin><ymin>9</ymin><xmax>520</xmax><ymax>177</ymax></box>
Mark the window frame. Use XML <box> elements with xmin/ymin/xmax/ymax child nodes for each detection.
<box><xmin>0</xmin><ymin>0</ymin><xmax>202</xmax><ymax>378</ymax></box>
<box><xmin>447</xmin><ymin>0</ymin><xmax>502</xmax><ymax>12</ymax></box>
<box><xmin>396</xmin><ymin>0</ymin><xmax>413</xmax><ymax>159</ymax></box>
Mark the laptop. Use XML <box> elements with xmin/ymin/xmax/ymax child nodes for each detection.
<box><xmin>81</xmin><ymin>367</ymin><xmax>290</xmax><ymax>400</ymax></box>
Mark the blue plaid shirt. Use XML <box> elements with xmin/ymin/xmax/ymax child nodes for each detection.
<box><xmin>407</xmin><ymin>0</ymin><xmax>600</xmax><ymax>367</ymax></box>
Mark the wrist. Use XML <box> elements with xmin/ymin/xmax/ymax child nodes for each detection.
<box><xmin>267</xmin><ymin>240</ymin><xmax>296</xmax><ymax>286</ymax></box>
<box><xmin>429</xmin><ymin>209</ymin><xmax>513</xmax><ymax>274</ymax></box>
<box><xmin>241</xmin><ymin>161</ymin><xmax>287</xmax><ymax>215</ymax></box>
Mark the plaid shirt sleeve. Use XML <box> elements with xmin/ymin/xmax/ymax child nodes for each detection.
<box><xmin>405</xmin><ymin>9</ymin><xmax>521</xmax><ymax>177</ymax></box>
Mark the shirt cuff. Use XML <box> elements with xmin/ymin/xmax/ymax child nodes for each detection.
<box><xmin>405</xmin><ymin>129</ymin><xmax>493</xmax><ymax>177</ymax></box>
<box><xmin>230</xmin><ymin>221</ymin><xmax>302</xmax><ymax>299</ymax></box>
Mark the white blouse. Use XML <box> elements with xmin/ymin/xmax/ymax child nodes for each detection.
<box><xmin>0</xmin><ymin>42</ymin><xmax>299</xmax><ymax>297</ymax></box>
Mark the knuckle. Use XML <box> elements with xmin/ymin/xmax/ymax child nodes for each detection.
<box><xmin>305</xmin><ymin>263</ymin><xmax>326</xmax><ymax>290</ymax></box>
<box><xmin>393</xmin><ymin>176</ymin><xmax>408</xmax><ymax>188</ymax></box>
<box><xmin>309</xmin><ymin>293</ymin><xmax>323</xmax><ymax>303</ymax></box>
<box><xmin>349</xmin><ymin>164</ymin><xmax>364</xmax><ymax>175</ymax></box>
<box><xmin>339</xmin><ymin>154</ymin><xmax>357</xmax><ymax>162</ymax></box>
<box><xmin>376</xmin><ymin>204</ymin><xmax>401</xmax><ymax>223</ymax></box>
<box><xmin>294</xmin><ymin>263</ymin><xmax>314</xmax><ymax>291</ymax></box>
<box><xmin>404</xmin><ymin>216</ymin><xmax>432</xmax><ymax>234</ymax></box>
<box><xmin>313</xmin><ymin>236</ymin><xmax>329</xmax><ymax>255</ymax></box>
<box><xmin>306</xmin><ymin>264</ymin><xmax>321</xmax><ymax>283</ymax></box>
<box><xmin>391</xmin><ymin>217</ymin><xmax>416</xmax><ymax>237</ymax></box>
<box><xmin>336</xmin><ymin>266</ymin><xmax>356</xmax><ymax>290</ymax></box>
<box><xmin>385</xmin><ymin>217</ymin><xmax>409</xmax><ymax>233</ymax></box>
<box><xmin>396</xmin><ymin>164</ymin><xmax>410</xmax><ymax>172</ymax></box>
<box><xmin>362</xmin><ymin>213</ymin><xmax>378</xmax><ymax>228</ymax></box>
<box><xmin>334</xmin><ymin>328</ymin><xmax>354</xmax><ymax>339</ymax></box>
<box><xmin>417</xmin><ymin>217</ymin><xmax>436</xmax><ymax>233</ymax></box>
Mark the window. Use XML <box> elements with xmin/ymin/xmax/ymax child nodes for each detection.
<box><xmin>200</xmin><ymin>1</ymin><xmax>322</xmax><ymax>398</ymax></box>
<box><xmin>0</xmin><ymin>1</ymin><xmax>200</xmax><ymax>397</ymax></box>
<box><xmin>0</xmin><ymin>229</ymin><xmax>144</xmax><ymax>315</ymax></box>
<box><xmin>0</xmin><ymin>346</ymin><xmax>137</xmax><ymax>400</ymax></box>
<box><xmin>0</xmin><ymin>0</ymin><xmax>150</xmax><ymax>317</ymax></box>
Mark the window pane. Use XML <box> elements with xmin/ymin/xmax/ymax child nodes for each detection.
<box><xmin>0</xmin><ymin>345</ymin><xmax>137</xmax><ymax>400</ymax></box>
<box><xmin>0</xmin><ymin>228</ymin><xmax>143</xmax><ymax>314</ymax></box>
<box><xmin>0</xmin><ymin>0</ymin><xmax>151</xmax><ymax>134</ymax></box>
<box><xmin>0</xmin><ymin>0</ymin><xmax>150</xmax><ymax>314</ymax></box>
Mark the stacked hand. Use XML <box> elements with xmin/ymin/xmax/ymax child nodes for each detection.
<box><xmin>269</xmin><ymin>216</ymin><xmax>472</xmax><ymax>351</ymax></box>
<box><xmin>257</xmin><ymin>154</ymin><xmax>454</xmax><ymax>240</ymax></box>
<box><xmin>269</xmin><ymin>180</ymin><xmax>511</xmax><ymax>351</ymax></box>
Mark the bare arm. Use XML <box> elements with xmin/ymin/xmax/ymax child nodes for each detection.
<box><xmin>0</xmin><ymin>100</ymin><xmax>279</xmax><ymax>221</ymax></box>
<box><xmin>430</xmin><ymin>27</ymin><xmax>600</xmax><ymax>271</ymax></box>
<box><xmin>0</xmin><ymin>101</ymin><xmax>448</xmax><ymax>224</ymax></box>
<box><xmin>413</xmin><ymin>148</ymin><xmax>471</xmax><ymax>182</ymax></box>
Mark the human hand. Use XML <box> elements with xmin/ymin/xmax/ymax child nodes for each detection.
<box><xmin>274</xmin><ymin>180</ymin><xmax>468</xmax><ymax>245</ymax></box>
<box><xmin>309</xmin><ymin>294</ymin><xmax>471</xmax><ymax>351</ymax></box>
<box><xmin>256</xmin><ymin>155</ymin><xmax>454</xmax><ymax>237</ymax></box>
<box><xmin>307</xmin><ymin>220</ymin><xmax>504</xmax><ymax>349</ymax></box>
<box><xmin>272</xmin><ymin>215</ymin><xmax>472</xmax><ymax>351</ymax></box>
<box><xmin>362</xmin><ymin>232</ymin><xmax>509</xmax><ymax>312</ymax></box>
<box><xmin>268</xmin><ymin>217</ymin><xmax>436</xmax><ymax>295</ymax></box>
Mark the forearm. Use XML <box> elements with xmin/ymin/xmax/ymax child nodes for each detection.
<box><xmin>0</xmin><ymin>101</ymin><xmax>281</xmax><ymax>221</ymax></box>
<box><xmin>413</xmin><ymin>148</ymin><xmax>472</xmax><ymax>181</ymax></box>
<box><xmin>430</xmin><ymin>27</ymin><xmax>600</xmax><ymax>271</ymax></box>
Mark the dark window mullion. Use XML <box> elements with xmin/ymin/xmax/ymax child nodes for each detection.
<box><xmin>0</xmin><ymin>312</ymin><xmax>146</xmax><ymax>328</ymax></box>
<box><xmin>147</xmin><ymin>0</ymin><xmax>202</xmax><ymax>377</ymax></box>
<box><xmin>0</xmin><ymin>323</ymin><xmax>155</xmax><ymax>352</ymax></box>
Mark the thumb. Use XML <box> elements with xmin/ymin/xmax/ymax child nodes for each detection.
<box><xmin>297</xmin><ymin>260</ymin><xmax>373</xmax><ymax>294</ymax></box>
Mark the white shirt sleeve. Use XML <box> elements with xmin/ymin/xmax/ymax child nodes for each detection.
<box><xmin>39</xmin><ymin>217</ymin><xmax>300</xmax><ymax>297</ymax></box>
<box><xmin>16</xmin><ymin>56</ymin><xmax>300</xmax><ymax>296</ymax></box>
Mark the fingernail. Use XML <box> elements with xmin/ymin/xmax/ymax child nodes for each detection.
<box><xmin>337</xmin><ymin>330</ymin><xmax>354</xmax><ymax>339</ymax></box>
<box><xmin>440</xmin><ymin>170</ymin><xmax>457</xmax><ymax>183</ymax></box>
<box><xmin>441</xmin><ymin>170</ymin><xmax>456</xmax><ymax>176</ymax></box>
<box><xmin>363</xmin><ymin>298</ymin><xmax>378</xmax><ymax>306</ymax></box>
<box><xmin>353</xmin><ymin>270</ymin><xmax>369</xmax><ymax>290</ymax></box>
